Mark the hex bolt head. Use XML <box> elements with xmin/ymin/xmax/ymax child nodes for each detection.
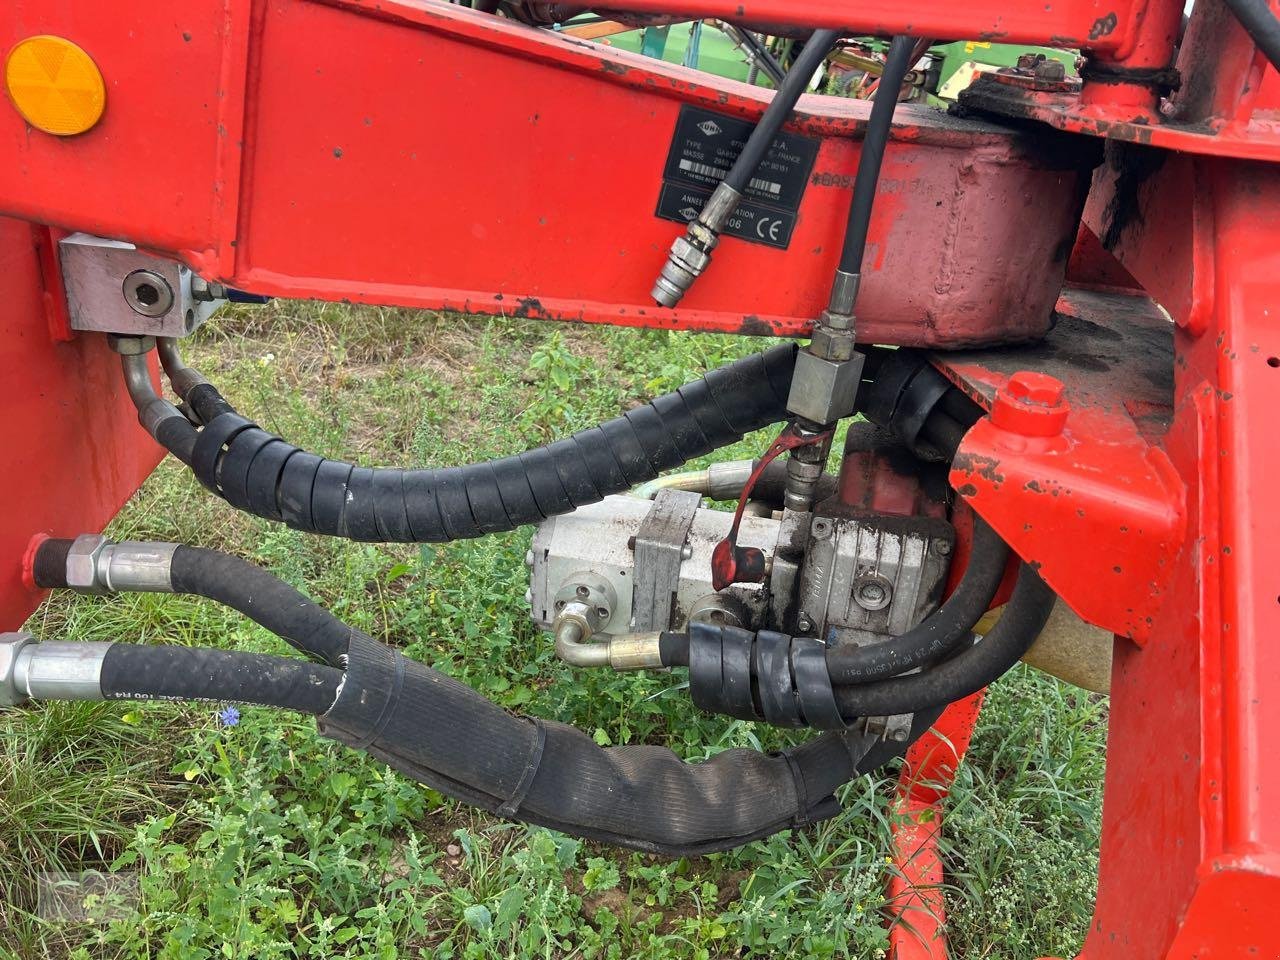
<box><xmin>991</xmin><ymin>371</ymin><xmax>1070</xmax><ymax>438</ymax></box>
<box><xmin>935</xmin><ymin>538</ymin><xmax>953</xmax><ymax>557</ymax></box>
<box><xmin>796</xmin><ymin>613</ymin><xmax>815</xmax><ymax>633</ymax></box>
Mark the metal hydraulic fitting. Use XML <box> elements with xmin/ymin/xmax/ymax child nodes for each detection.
<box><xmin>59</xmin><ymin>233</ymin><xmax>221</xmax><ymax>338</ymax></box>
<box><xmin>551</xmin><ymin>576</ymin><xmax>664</xmax><ymax>671</ymax></box>
<box><xmin>783</xmin><ymin>434</ymin><xmax>832</xmax><ymax>513</ymax></box>
<box><xmin>0</xmin><ymin>632</ymin><xmax>35</xmax><ymax>706</ymax></box>
<box><xmin>113</xmin><ymin>340</ymin><xmax>190</xmax><ymax>438</ymax></box>
<box><xmin>189</xmin><ymin>276</ymin><xmax>228</xmax><ymax>302</ymax></box>
<box><xmin>651</xmin><ymin>182</ymin><xmax>741</xmax><ymax>307</ymax></box>
<box><xmin>786</xmin><ymin>269</ymin><xmax>867</xmax><ymax>425</ymax></box>
<box><xmin>1</xmin><ymin>633</ymin><xmax>111</xmax><ymax>706</ymax></box>
<box><xmin>63</xmin><ymin>534</ymin><xmax>178</xmax><ymax>595</ymax></box>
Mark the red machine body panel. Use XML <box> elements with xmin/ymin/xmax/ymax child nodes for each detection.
<box><xmin>0</xmin><ymin>0</ymin><xmax>1089</xmax><ymax>346</ymax></box>
<box><xmin>2</xmin><ymin>0</ymin><xmax>1280</xmax><ymax>958</ymax></box>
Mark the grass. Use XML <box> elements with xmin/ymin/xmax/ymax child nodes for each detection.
<box><xmin>1</xmin><ymin>303</ymin><xmax>1107</xmax><ymax>959</ymax></box>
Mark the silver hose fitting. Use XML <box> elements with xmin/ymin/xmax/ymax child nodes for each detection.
<box><xmin>651</xmin><ymin>182</ymin><xmax>741</xmax><ymax>307</ymax></box>
<box><xmin>64</xmin><ymin>535</ymin><xmax>178</xmax><ymax>595</ymax></box>
<box><xmin>157</xmin><ymin>337</ymin><xmax>208</xmax><ymax>398</ymax></box>
<box><xmin>551</xmin><ymin>579</ymin><xmax>664</xmax><ymax>672</ymax></box>
<box><xmin>1</xmin><ymin>633</ymin><xmax>112</xmax><ymax>706</ymax></box>
<box><xmin>118</xmin><ymin>350</ymin><xmax>186</xmax><ymax>439</ymax></box>
<box><xmin>632</xmin><ymin>459</ymin><xmax>757</xmax><ymax>501</ymax></box>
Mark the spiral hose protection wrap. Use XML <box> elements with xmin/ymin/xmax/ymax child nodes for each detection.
<box><xmin>189</xmin><ymin>345</ymin><xmax>798</xmax><ymax>541</ymax></box>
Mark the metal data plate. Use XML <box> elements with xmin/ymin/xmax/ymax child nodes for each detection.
<box><xmin>60</xmin><ymin>233</ymin><xmax>219</xmax><ymax>338</ymax></box>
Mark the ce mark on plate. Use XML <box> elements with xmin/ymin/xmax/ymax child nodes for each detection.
<box><xmin>755</xmin><ymin>217</ymin><xmax>783</xmax><ymax>242</ymax></box>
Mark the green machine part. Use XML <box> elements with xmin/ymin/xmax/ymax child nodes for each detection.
<box><xmin>583</xmin><ymin>21</ymin><xmax>768</xmax><ymax>85</ymax></box>
<box><xmin>578</xmin><ymin>22</ymin><xmax>1076</xmax><ymax>104</ymax></box>
<box><xmin>928</xmin><ymin>40</ymin><xmax>1078</xmax><ymax>101</ymax></box>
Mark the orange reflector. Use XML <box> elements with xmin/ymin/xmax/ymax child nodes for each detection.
<box><xmin>4</xmin><ymin>35</ymin><xmax>105</xmax><ymax>136</ymax></box>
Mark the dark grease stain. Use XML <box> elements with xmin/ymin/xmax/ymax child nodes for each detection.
<box><xmin>514</xmin><ymin>297</ymin><xmax>545</xmax><ymax>318</ymax></box>
<box><xmin>1089</xmin><ymin>12</ymin><xmax>1118</xmax><ymax>39</ymax></box>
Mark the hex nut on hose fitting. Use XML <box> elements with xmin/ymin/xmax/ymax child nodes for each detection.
<box><xmin>0</xmin><ymin>632</ymin><xmax>36</xmax><ymax>706</ymax></box>
<box><xmin>62</xmin><ymin>535</ymin><xmax>178</xmax><ymax>594</ymax></box>
<box><xmin>65</xmin><ymin>534</ymin><xmax>110</xmax><ymax>595</ymax></box>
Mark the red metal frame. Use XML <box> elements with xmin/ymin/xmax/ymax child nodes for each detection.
<box><xmin>2</xmin><ymin>0</ymin><xmax>1279</xmax><ymax>956</ymax></box>
<box><xmin>0</xmin><ymin>219</ymin><xmax>164</xmax><ymax>628</ymax></box>
<box><xmin>886</xmin><ymin>693</ymin><xmax>985</xmax><ymax>960</ymax></box>
<box><xmin>0</xmin><ymin>0</ymin><xmax>1092</xmax><ymax>346</ymax></box>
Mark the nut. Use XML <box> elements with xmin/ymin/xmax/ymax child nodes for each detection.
<box><xmin>1034</xmin><ymin>60</ymin><xmax>1067</xmax><ymax>82</ymax></box>
<box><xmin>786</xmin><ymin>350</ymin><xmax>866</xmax><ymax>425</ymax></box>
<box><xmin>106</xmin><ymin>334</ymin><xmax>156</xmax><ymax>356</ymax></box>
<box><xmin>65</xmin><ymin>534</ymin><xmax>109</xmax><ymax>593</ymax></box>
<box><xmin>807</xmin><ymin>323</ymin><xmax>856</xmax><ymax>362</ymax></box>
<box><xmin>0</xmin><ymin>632</ymin><xmax>36</xmax><ymax>706</ymax></box>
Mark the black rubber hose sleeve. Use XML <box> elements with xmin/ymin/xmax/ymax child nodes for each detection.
<box><xmin>321</xmin><ymin>631</ymin><xmax>877</xmax><ymax>856</ymax></box>
<box><xmin>824</xmin><ymin>516</ymin><xmax>1010</xmax><ymax>684</ymax></box>
<box><xmin>169</xmin><ymin>546</ymin><xmax>353</xmax><ymax>668</ymax></box>
<box><xmin>831</xmin><ymin>564</ymin><xmax>1055</xmax><ymax>718</ymax></box>
<box><xmin>100</xmin><ymin>644</ymin><xmax>342</xmax><ymax>714</ymax></box>
<box><xmin>192</xmin><ymin>344</ymin><xmax>798</xmax><ymax>543</ymax></box>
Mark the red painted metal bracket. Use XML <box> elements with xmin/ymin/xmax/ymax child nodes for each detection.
<box><xmin>936</xmin><ymin>287</ymin><xmax>1185</xmax><ymax>642</ymax></box>
<box><xmin>886</xmin><ymin>692</ymin><xmax>985</xmax><ymax>960</ymax></box>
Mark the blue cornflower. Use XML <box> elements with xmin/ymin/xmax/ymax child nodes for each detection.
<box><xmin>218</xmin><ymin>706</ymin><xmax>241</xmax><ymax>727</ymax></box>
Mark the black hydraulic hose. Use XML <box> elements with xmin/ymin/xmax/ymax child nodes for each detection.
<box><xmin>169</xmin><ymin>547</ymin><xmax>352</xmax><ymax>667</ymax></box>
<box><xmin>99</xmin><ymin>644</ymin><xmax>342</xmax><ymax>714</ymax></box>
<box><xmin>657</xmin><ymin>516</ymin><xmax>1010</xmax><ymax>681</ymax></box>
<box><xmin>824</xmin><ymin>516</ymin><xmax>1010</xmax><ymax>683</ymax></box>
<box><xmin>721</xmin><ymin>30</ymin><xmax>838</xmax><ymax>194</ymax></box>
<box><xmin>1223</xmin><ymin>0</ymin><xmax>1280</xmax><ymax>73</ymax></box>
<box><xmin>831</xmin><ymin>564</ymin><xmax>1054</xmax><ymax>718</ymax></box>
<box><xmin>31</xmin><ymin>540</ymin><xmax>353</xmax><ymax>668</ymax></box>
<box><xmin>169</xmin><ymin>344</ymin><xmax>799</xmax><ymax>543</ymax></box>
<box><xmin>838</xmin><ymin>35</ymin><xmax>914</xmax><ymax>276</ymax></box>
<box><xmin>154</xmin><ymin>418</ymin><xmax>198</xmax><ymax>465</ymax></box>
<box><xmin>39</xmin><ymin>535</ymin><xmax>937</xmax><ymax>855</ymax></box>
